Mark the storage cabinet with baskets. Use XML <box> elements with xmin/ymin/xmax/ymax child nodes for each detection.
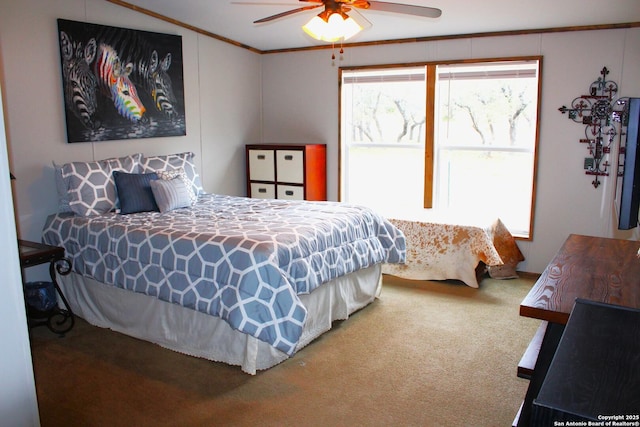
<box><xmin>246</xmin><ymin>144</ymin><xmax>326</xmax><ymax>201</ymax></box>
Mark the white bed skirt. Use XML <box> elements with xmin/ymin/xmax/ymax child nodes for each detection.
<box><xmin>57</xmin><ymin>264</ymin><xmax>382</xmax><ymax>374</ymax></box>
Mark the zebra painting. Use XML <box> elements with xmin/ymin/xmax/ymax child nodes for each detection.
<box><xmin>92</xmin><ymin>25</ymin><xmax>179</xmax><ymax>120</ymax></box>
<box><xmin>57</xmin><ymin>19</ymin><xmax>186</xmax><ymax>143</ymax></box>
<box><xmin>94</xmin><ymin>43</ymin><xmax>146</xmax><ymax>123</ymax></box>
<box><xmin>59</xmin><ymin>31</ymin><xmax>99</xmax><ymax>131</ymax></box>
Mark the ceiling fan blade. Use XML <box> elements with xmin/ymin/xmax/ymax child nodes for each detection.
<box><xmin>232</xmin><ymin>2</ymin><xmax>303</xmax><ymax>5</ymax></box>
<box><xmin>364</xmin><ymin>1</ymin><xmax>442</xmax><ymax>18</ymax></box>
<box><xmin>254</xmin><ymin>4</ymin><xmax>322</xmax><ymax>23</ymax></box>
<box><xmin>346</xmin><ymin>7</ymin><xmax>372</xmax><ymax>30</ymax></box>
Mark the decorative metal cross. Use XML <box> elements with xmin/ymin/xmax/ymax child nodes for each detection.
<box><xmin>558</xmin><ymin>67</ymin><xmax>626</xmax><ymax>188</ymax></box>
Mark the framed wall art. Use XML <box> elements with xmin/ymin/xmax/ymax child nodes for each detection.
<box><xmin>57</xmin><ymin>19</ymin><xmax>186</xmax><ymax>143</ymax></box>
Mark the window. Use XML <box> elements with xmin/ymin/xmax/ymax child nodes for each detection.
<box><xmin>339</xmin><ymin>58</ymin><xmax>540</xmax><ymax>238</ymax></box>
<box><xmin>340</xmin><ymin>67</ymin><xmax>428</xmax><ymax>214</ymax></box>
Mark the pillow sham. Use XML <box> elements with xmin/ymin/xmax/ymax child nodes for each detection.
<box><xmin>60</xmin><ymin>153</ymin><xmax>142</xmax><ymax>217</ymax></box>
<box><xmin>155</xmin><ymin>168</ymin><xmax>197</xmax><ymax>205</ymax></box>
<box><xmin>140</xmin><ymin>152</ymin><xmax>203</xmax><ymax>197</ymax></box>
<box><xmin>150</xmin><ymin>177</ymin><xmax>192</xmax><ymax>213</ymax></box>
<box><xmin>113</xmin><ymin>171</ymin><xmax>159</xmax><ymax>214</ymax></box>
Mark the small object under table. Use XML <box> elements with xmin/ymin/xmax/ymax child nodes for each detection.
<box><xmin>18</xmin><ymin>239</ymin><xmax>74</xmax><ymax>335</ymax></box>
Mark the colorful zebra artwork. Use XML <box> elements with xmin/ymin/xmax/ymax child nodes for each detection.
<box><xmin>94</xmin><ymin>43</ymin><xmax>146</xmax><ymax>122</ymax></box>
<box><xmin>57</xmin><ymin>19</ymin><xmax>186</xmax><ymax>143</ymax></box>
<box><xmin>93</xmin><ymin>25</ymin><xmax>179</xmax><ymax>120</ymax></box>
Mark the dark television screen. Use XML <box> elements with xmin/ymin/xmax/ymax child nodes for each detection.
<box><xmin>619</xmin><ymin>97</ymin><xmax>640</xmax><ymax>230</ymax></box>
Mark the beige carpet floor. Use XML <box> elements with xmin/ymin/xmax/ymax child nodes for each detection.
<box><xmin>29</xmin><ymin>274</ymin><xmax>539</xmax><ymax>427</ymax></box>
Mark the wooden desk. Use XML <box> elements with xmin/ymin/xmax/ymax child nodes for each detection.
<box><xmin>515</xmin><ymin>234</ymin><xmax>640</xmax><ymax>426</ymax></box>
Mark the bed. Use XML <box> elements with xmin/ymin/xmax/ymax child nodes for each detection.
<box><xmin>44</xmin><ymin>152</ymin><xmax>406</xmax><ymax>374</ymax></box>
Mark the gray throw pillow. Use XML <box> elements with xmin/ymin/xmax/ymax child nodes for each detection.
<box><xmin>150</xmin><ymin>178</ymin><xmax>192</xmax><ymax>213</ymax></box>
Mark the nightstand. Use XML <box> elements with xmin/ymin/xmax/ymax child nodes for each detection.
<box><xmin>18</xmin><ymin>239</ymin><xmax>74</xmax><ymax>335</ymax></box>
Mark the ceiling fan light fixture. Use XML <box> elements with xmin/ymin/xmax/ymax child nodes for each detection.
<box><xmin>302</xmin><ymin>10</ymin><xmax>362</xmax><ymax>42</ymax></box>
<box><xmin>302</xmin><ymin>15</ymin><xmax>332</xmax><ymax>41</ymax></box>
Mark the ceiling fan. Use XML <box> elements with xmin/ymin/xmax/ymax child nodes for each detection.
<box><xmin>252</xmin><ymin>0</ymin><xmax>442</xmax><ymax>24</ymax></box>
<box><xmin>242</xmin><ymin>1</ymin><xmax>442</xmax><ymax>44</ymax></box>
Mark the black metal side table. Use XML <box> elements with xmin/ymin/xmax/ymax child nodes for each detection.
<box><xmin>18</xmin><ymin>239</ymin><xmax>74</xmax><ymax>335</ymax></box>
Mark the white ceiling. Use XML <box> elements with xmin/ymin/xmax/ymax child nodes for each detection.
<box><xmin>120</xmin><ymin>0</ymin><xmax>640</xmax><ymax>52</ymax></box>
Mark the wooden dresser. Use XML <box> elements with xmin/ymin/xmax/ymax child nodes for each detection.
<box><xmin>245</xmin><ymin>144</ymin><xmax>326</xmax><ymax>201</ymax></box>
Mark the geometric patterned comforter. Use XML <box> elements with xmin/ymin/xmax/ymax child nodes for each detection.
<box><xmin>42</xmin><ymin>194</ymin><xmax>406</xmax><ymax>355</ymax></box>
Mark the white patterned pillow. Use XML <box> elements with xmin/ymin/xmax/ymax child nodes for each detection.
<box><xmin>150</xmin><ymin>178</ymin><xmax>192</xmax><ymax>213</ymax></box>
<box><xmin>60</xmin><ymin>153</ymin><xmax>142</xmax><ymax>216</ymax></box>
<box><xmin>155</xmin><ymin>168</ymin><xmax>197</xmax><ymax>205</ymax></box>
<box><xmin>140</xmin><ymin>152</ymin><xmax>203</xmax><ymax>197</ymax></box>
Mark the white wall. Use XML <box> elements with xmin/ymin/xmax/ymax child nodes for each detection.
<box><xmin>261</xmin><ymin>28</ymin><xmax>640</xmax><ymax>273</ymax></box>
<box><xmin>0</xmin><ymin>0</ymin><xmax>262</xmax><ymax>254</ymax></box>
<box><xmin>0</xmin><ymin>81</ymin><xmax>40</xmax><ymax>425</ymax></box>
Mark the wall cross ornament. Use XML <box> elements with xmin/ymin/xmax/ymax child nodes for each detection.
<box><xmin>558</xmin><ymin>67</ymin><xmax>628</xmax><ymax>188</ymax></box>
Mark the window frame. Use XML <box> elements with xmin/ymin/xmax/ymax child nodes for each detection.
<box><xmin>338</xmin><ymin>56</ymin><xmax>542</xmax><ymax>241</ymax></box>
